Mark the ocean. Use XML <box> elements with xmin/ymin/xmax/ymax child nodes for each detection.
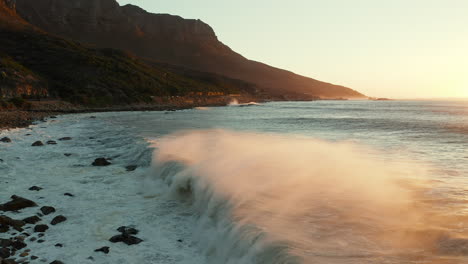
<box><xmin>1</xmin><ymin>100</ymin><xmax>468</xmax><ymax>263</ymax></box>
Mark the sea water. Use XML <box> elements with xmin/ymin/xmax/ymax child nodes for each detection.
<box><xmin>1</xmin><ymin>100</ymin><xmax>468</xmax><ymax>263</ymax></box>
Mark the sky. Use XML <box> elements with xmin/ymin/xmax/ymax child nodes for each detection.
<box><xmin>117</xmin><ymin>0</ymin><xmax>468</xmax><ymax>99</ymax></box>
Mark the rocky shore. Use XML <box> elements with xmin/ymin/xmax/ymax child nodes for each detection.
<box><xmin>0</xmin><ymin>95</ymin><xmax>265</xmax><ymax>131</ymax></box>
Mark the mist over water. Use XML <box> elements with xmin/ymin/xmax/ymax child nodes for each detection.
<box><xmin>99</xmin><ymin>100</ymin><xmax>468</xmax><ymax>263</ymax></box>
<box><xmin>149</xmin><ymin>129</ymin><xmax>468</xmax><ymax>264</ymax></box>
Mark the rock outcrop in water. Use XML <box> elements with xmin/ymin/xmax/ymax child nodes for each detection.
<box><xmin>16</xmin><ymin>0</ymin><xmax>365</xmax><ymax>99</ymax></box>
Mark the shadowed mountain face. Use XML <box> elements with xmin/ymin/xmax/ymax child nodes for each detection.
<box><xmin>0</xmin><ymin>0</ymin><xmax>257</xmax><ymax>106</ymax></box>
<box><xmin>16</xmin><ymin>0</ymin><xmax>365</xmax><ymax>99</ymax></box>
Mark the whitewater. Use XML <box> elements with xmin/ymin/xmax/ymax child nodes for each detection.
<box><xmin>1</xmin><ymin>100</ymin><xmax>468</xmax><ymax>263</ymax></box>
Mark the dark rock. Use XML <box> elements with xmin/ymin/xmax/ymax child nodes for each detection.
<box><xmin>63</xmin><ymin>193</ymin><xmax>74</xmax><ymax>197</ymax></box>
<box><xmin>31</xmin><ymin>256</ymin><xmax>38</xmax><ymax>260</ymax></box>
<box><xmin>29</xmin><ymin>237</ymin><xmax>36</xmax><ymax>242</ymax></box>
<box><xmin>28</xmin><ymin>186</ymin><xmax>42</xmax><ymax>191</ymax></box>
<box><xmin>125</xmin><ymin>165</ymin><xmax>138</xmax><ymax>172</ymax></box>
<box><xmin>37</xmin><ymin>239</ymin><xmax>45</xmax><ymax>243</ymax></box>
<box><xmin>0</xmin><ymin>238</ymin><xmax>12</xmax><ymax>247</ymax></box>
<box><xmin>50</xmin><ymin>260</ymin><xmax>64</xmax><ymax>264</ymax></box>
<box><xmin>63</xmin><ymin>154</ymin><xmax>72</xmax><ymax>157</ymax></box>
<box><xmin>0</xmin><ymin>248</ymin><xmax>10</xmax><ymax>259</ymax></box>
<box><xmin>177</xmin><ymin>239</ymin><xmax>183</xmax><ymax>243</ymax></box>
<box><xmin>31</xmin><ymin>141</ymin><xmax>44</xmax><ymax>147</ymax></box>
<box><xmin>0</xmin><ymin>196</ymin><xmax>37</xmax><ymax>212</ymax></box>
<box><xmin>49</xmin><ymin>116</ymin><xmax>57</xmax><ymax>119</ymax></box>
<box><xmin>0</xmin><ymin>137</ymin><xmax>11</xmax><ymax>143</ymax></box>
<box><xmin>58</xmin><ymin>137</ymin><xmax>72</xmax><ymax>141</ymax></box>
<box><xmin>2</xmin><ymin>259</ymin><xmax>18</xmax><ymax>264</ymax></box>
<box><xmin>0</xmin><ymin>216</ymin><xmax>25</xmax><ymax>231</ymax></box>
<box><xmin>38</xmin><ymin>234</ymin><xmax>44</xmax><ymax>237</ymax></box>
<box><xmin>46</xmin><ymin>141</ymin><xmax>57</xmax><ymax>145</ymax></box>
<box><xmin>0</xmin><ymin>225</ymin><xmax>9</xmax><ymax>233</ymax></box>
<box><xmin>22</xmin><ymin>216</ymin><xmax>41</xmax><ymax>225</ymax></box>
<box><xmin>50</xmin><ymin>215</ymin><xmax>66</xmax><ymax>225</ymax></box>
<box><xmin>54</xmin><ymin>243</ymin><xmax>63</xmax><ymax>248</ymax></box>
<box><xmin>117</xmin><ymin>226</ymin><xmax>138</xmax><ymax>235</ymax></box>
<box><xmin>25</xmin><ymin>134</ymin><xmax>31</xmax><ymax>136</ymax></box>
<box><xmin>94</xmin><ymin>246</ymin><xmax>109</xmax><ymax>254</ymax></box>
<box><xmin>92</xmin><ymin>158</ymin><xmax>111</xmax><ymax>166</ymax></box>
<box><xmin>11</xmin><ymin>240</ymin><xmax>27</xmax><ymax>250</ymax></box>
<box><xmin>109</xmin><ymin>234</ymin><xmax>143</xmax><ymax>245</ymax></box>
<box><xmin>40</xmin><ymin>206</ymin><xmax>55</xmax><ymax>215</ymax></box>
<box><xmin>33</xmin><ymin>224</ymin><xmax>48</xmax><ymax>233</ymax></box>
<box><xmin>90</xmin><ymin>116</ymin><xmax>96</xmax><ymax>119</ymax></box>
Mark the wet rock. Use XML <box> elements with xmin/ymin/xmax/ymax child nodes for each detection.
<box><xmin>38</xmin><ymin>234</ymin><xmax>44</xmax><ymax>237</ymax></box>
<box><xmin>37</xmin><ymin>239</ymin><xmax>45</xmax><ymax>243</ymax></box>
<box><xmin>31</xmin><ymin>141</ymin><xmax>44</xmax><ymax>147</ymax></box>
<box><xmin>63</xmin><ymin>193</ymin><xmax>74</xmax><ymax>197</ymax></box>
<box><xmin>25</xmin><ymin>134</ymin><xmax>31</xmax><ymax>136</ymax></box>
<box><xmin>58</xmin><ymin>137</ymin><xmax>72</xmax><ymax>141</ymax></box>
<box><xmin>90</xmin><ymin>116</ymin><xmax>96</xmax><ymax>119</ymax></box>
<box><xmin>28</xmin><ymin>237</ymin><xmax>36</xmax><ymax>242</ymax></box>
<box><xmin>94</xmin><ymin>246</ymin><xmax>109</xmax><ymax>254</ymax></box>
<box><xmin>0</xmin><ymin>216</ymin><xmax>25</xmax><ymax>231</ymax></box>
<box><xmin>22</xmin><ymin>216</ymin><xmax>41</xmax><ymax>225</ymax></box>
<box><xmin>125</xmin><ymin>165</ymin><xmax>138</xmax><ymax>172</ymax></box>
<box><xmin>30</xmin><ymin>256</ymin><xmax>38</xmax><ymax>260</ymax></box>
<box><xmin>46</xmin><ymin>141</ymin><xmax>57</xmax><ymax>145</ymax></box>
<box><xmin>11</xmin><ymin>240</ymin><xmax>27</xmax><ymax>250</ymax></box>
<box><xmin>40</xmin><ymin>206</ymin><xmax>55</xmax><ymax>215</ymax></box>
<box><xmin>0</xmin><ymin>248</ymin><xmax>10</xmax><ymax>259</ymax></box>
<box><xmin>33</xmin><ymin>225</ymin><xmax>48</xmax><ymax>233</ymax></box>
<box><xmin>109</xmin><ymin>234</ymin><xmax>143</xmax><ymax>245</ymax></box>
<box><xmin>0</xmin><ymin>196</ymin><xmax>37</xmax><ymax>212</ymax></box>
<box><xmin>0</xmin><ymin>225</ymin><xmax>9</xmax><ymax>232</ymax></box>
<box><xmin>0</xmin><ymin>239</ymin><xmax>12</xmax><ymax>247</ymax></box>
<box><xmin>19</xmin><ymin>252</ymin><xmax>28</xmax><ymax>258</ymax></box>
<box><xmin>2</xmin><ymin>259</ymin><xmax>18</xmax><ymax>264</ymax></box>
<box><xmin>92</xmin><ymin>158</ymin><xmax>111</xmax><ymax>166</ymax></box>
<box><xmin>63</xmin><ymin>154</ymin><xmax>72</xmax><ymax>157</ymax></box>
<box><xmin>50</xmin><ymin>260</ymin><xmax>64</xmax><ymax>264</ymax></box>
<box><xmin>0</xmin><ymin>137</ymin><xmax>11</xmax><ymax>143</ymax></box>
<box><xmin>51</xmin><ymin>216</ymin><xmax>66</xmax><ymax>225</ymax></box>
<box><xmin>28</xmin><ymin>186</ymin><xmax>42</xmax><ymax>191</ymax></box>
<box><xmin>117</xmin><ymin>226</ymin><xmax>138</xmax><ymax>235</ymax></box>
<box><xmin>49</xmin><ymin>116</ymin><xmax>57</xmax><ymax>119</ymax></box>
<box><xmin>177</xmin><ymin>239</ymin><xmax>183</xmax><ymax>243</ymax></box>
<box><xmin>54</xmin><ymin>243</ymin><xmax>63</xmax><ymax>248</ymax></box>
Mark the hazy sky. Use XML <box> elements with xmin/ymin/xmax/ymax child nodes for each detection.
<box><xmin>117</xmin><ymin>0</ymin><xmax>468</xmax><ymax>98</ymax></box>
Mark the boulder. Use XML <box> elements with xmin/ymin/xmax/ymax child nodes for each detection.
<box><xmin>28</xmin><ymin>186</ymin><xmax>43</xmax><ymax>191</ymax></box>
<box><xmin>125</xmin><ymin>165</ymin><xmax>137</xmax><ymax>172</ymax></box>
<box><xmin>40</xmin><ymin>206</ymin><xmax>55</xmax><ymax>215</ymax></box>
<box><xmin>0</xmin><ymin>137</ymin><xmax>11</xmax><ymax>143</ymax></box>
<box><xmin>51</xmin><ymin>215</ymin><xmax>66</xmax><ymax>225</ymax></box>
<box><xmin>117</xmin><ymin>226</ymin><xmax>138</xmax><ymax>235</ymax></box>
<box><xmin>92</xmin><ymin>158</ymin><xmax>111</xmax><ymax>166</ymax></box>
<box><xmin>22</xmin><ymin>216</ymin><xmax>41</xmax><ymax>225</ymax></box>
<box><xmin>31</xmin><ymin>141</ymin><xmax>44</xmax><ymax>146</ymax></box>
<box><xmin>94</xmin><ymin>246</ymin><xmax>109</xmax><ymax>254</ymax></box>
<box><xmin>0</xmin><ymin>216</ymin><xmax>25</xmax><ymax>231</ymax></box>
<box><xmin>0</xmin><ymin>248</ymin><xmax>10</xmax><ymax>259</ymax></box>
<box><xmin>109</xmin><ymin>234</ymin><xmax>143</xmax><ymax>245</ymax></box>
<box><xmin>0</xmin><ymin>195</ymin><xmax>37</xmax><ymax>211</ymax></box>
<box><xmin>33</xmin><ymin>224</ymin><xmax>48</xmax><ymax>233</ymax></box>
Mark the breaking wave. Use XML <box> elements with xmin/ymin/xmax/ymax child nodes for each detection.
<box><xmin>148</xmin><ymin>130</ymin><xmax>468</xmax><ymax>264</ymax></box>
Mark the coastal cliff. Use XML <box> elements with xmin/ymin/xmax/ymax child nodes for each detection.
<box><xmin>16</xmin><ymin>0</ymin><xmax>365</xmax><ymax>99</ymax></box>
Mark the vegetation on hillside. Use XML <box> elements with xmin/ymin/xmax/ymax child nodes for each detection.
<box><xmin>0</xmin><ymin>4</ymin><xmax>257</xmax><ymax>106</ymax></box>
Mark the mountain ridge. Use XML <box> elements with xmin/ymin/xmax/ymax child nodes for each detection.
<box><xmin>16</xmin><ymin>0</ymin><xmax>365</xmax><ymax>99</ymax></box>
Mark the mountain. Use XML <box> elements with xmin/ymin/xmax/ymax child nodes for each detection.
<box><xmin>0</xmin><ymin>0</ymin><xmax>257</xmax><ymax>106</ymax></box>
<box><xmin>15</xmin><ymin>0</ymin><xmax>365</xmax><ymax>99</ymax></box>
